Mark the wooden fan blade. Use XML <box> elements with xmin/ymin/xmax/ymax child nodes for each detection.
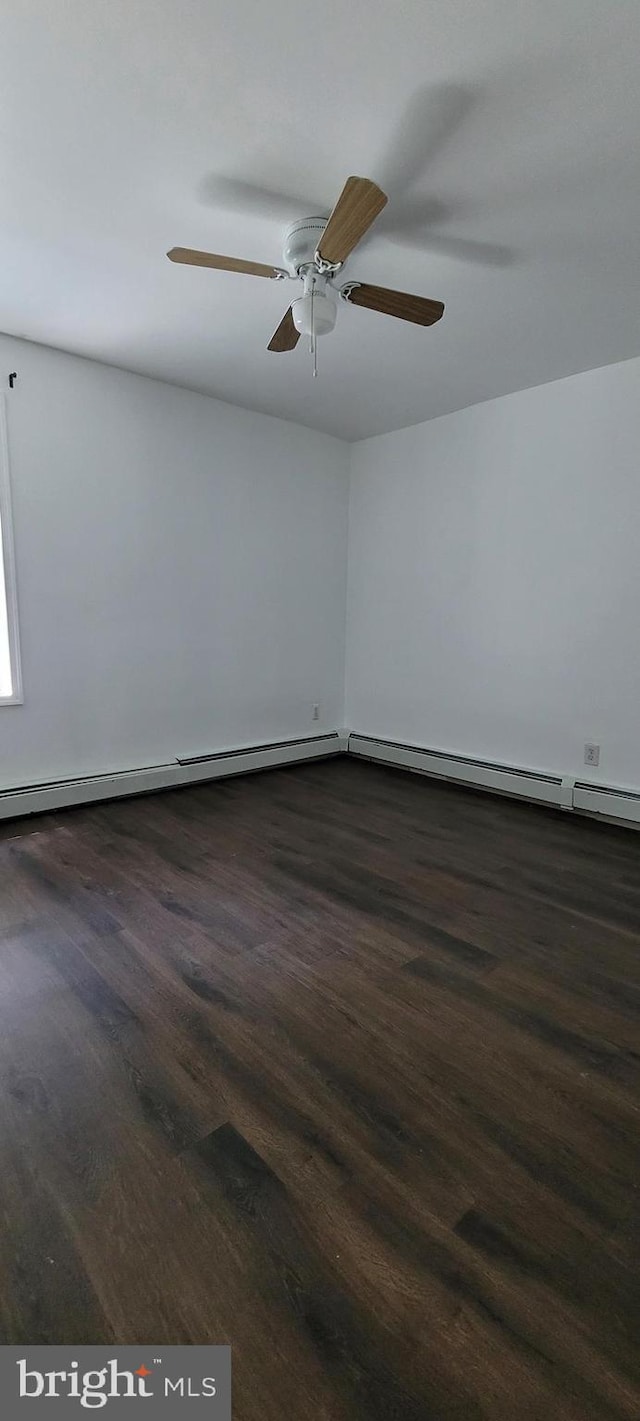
<box><xmin>316</xmin><ymin>177</ymin><xmax>387</xmax><ymax>265</ymax></box>
<box><xmin>167</xmin><ymin>247</ymin><xmax>285</xmax><ymax>279</ymax></box>
<box><xmin>345</xmin><ymin>283</ymin><xmax>444</xmax><ymax>326</ymax></box>
<box><xmin>268</xmin><ymin>307</ymin><xmax>300</xmax><ymax>352</ymax></box>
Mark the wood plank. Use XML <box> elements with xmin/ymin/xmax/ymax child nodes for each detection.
<box><xmin>0</xmin><ymin>757</ymin><xmax>638</xmax><ymax>1418</ymax></box>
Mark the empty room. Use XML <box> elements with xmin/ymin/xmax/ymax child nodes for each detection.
<box><xmin>0</xmin><ymin>1</ymin><xmax>638</xmax><ymax>1417</ymax></box>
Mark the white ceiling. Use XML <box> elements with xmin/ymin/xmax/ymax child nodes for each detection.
<box><xmin>1</xmin><ymin>1</ymin><xmax>639</xmax><ymax>440</ymax></box>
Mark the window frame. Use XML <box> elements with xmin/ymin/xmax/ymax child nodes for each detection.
<box><xmin>0</xmin><ymin>394</ymin><xmax>23</xmax><ymax>706</ymax></box>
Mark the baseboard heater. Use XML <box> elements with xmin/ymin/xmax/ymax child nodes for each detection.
<box><xmin>0</xmin><ymin>731</ymin><xmax>345</xmax><ymax>821</ymax></box>
<box><xmin>572</xmin><ymin>780</ymin><xmax>640</xmax><ymax>825</ymax></box>
<box><xmin>3</xmin><ymin>729</ymin><xmax>639</xmax><ymax>829</ymax></box>
<box><xmin>348</xmin><ymin>733</ymin><xmax>640</xmax><ymax>827</ymax></box>
<box><xmin>349</xmin><ymin>733</ymin><xmax>564</xmax><ymax>806</ymax></box>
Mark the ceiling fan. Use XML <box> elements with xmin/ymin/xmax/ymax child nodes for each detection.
<box><xmin>167</xmin><ymin>176</ymin><xmax>444</xmax><ymax>375</ymax></box>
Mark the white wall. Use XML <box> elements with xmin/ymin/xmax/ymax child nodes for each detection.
<box><xmin>5</xmin><ymin>337</ymin><xmax>640</xmax><ymax>798</ymax></box>
<box><xmin>1</xmin><ymin>335</ymin><xmax>348</xmax><ymax>789</ymax></box>
<box><xmin>346</xmin><ymin>357</ymin><xmax>640</xmax><ymax>791</ymax></box>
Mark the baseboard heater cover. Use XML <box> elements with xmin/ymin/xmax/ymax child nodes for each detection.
<box><xmin>0</xmin><ymin>732</ymin><xmax>344</xmax><ymax>821</ymax></box>
<box><xmin>178</xmin><ymin>732</ymin><xmax>342</xmax><ymax>765</ymax></box>
<box><xmin>572</xmin><ymin>780</ymin><xmax>640</xmax><ymax>825</ymax></box>
<box><xmin>5</xmin><ymin>728</ymin><xmax>639</xmax><ymax>829</ymax></box>
<box><xmin>348</xmin><ymin>733</ymin><xmax>563</xmax><ymax>807</ymax></box>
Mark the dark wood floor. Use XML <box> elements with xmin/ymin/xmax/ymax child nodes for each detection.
<box><xmin>0</xmin><ymin>756</ymin><xmax>639</xmax><ymax>1418</ymax></box>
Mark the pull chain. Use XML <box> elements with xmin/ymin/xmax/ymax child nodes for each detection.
<box><xmin>304</xmin><ymin>278</ymin><xmax>318</xmax><ymax>377</ymax></box>
<box><xmin>310</xmin><ymin>284</ymin><xmax>317</xmax><ymax>376</ymax></box>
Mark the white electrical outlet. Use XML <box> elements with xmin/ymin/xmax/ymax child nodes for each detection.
<box><xmin>312</xmin><ymin>703</ymin><xmax>320</xmax><ymax>721</ymax></box>
<box><xmin>584</xmin><ymin>742</ymin><xmax>600</xmax><ymax>767</ymax></box>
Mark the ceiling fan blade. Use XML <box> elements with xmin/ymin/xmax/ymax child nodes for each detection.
<box><xmin>167</xmin><ymin>247</ymin><xmax>286</xmax><ymax>279</ymax></box>
<box><xmin>377</xmin><ymin>83</ymin><xmax>476</xmax><ymax>201</ymax></box>
<box><xmin>388</xmin><ymin>227</ymin><xmax>515</xmax><ymax>268</ymax></box>
<box><xmin>316</xmin><ymin>177</ymin><xmax>387</xmax><ymax>265</ymax></box>
<box><xmin>343</xmin><ymin>282</ymin><xmax>444</xmax><ymax>326</ymax></box>
<box><xmin>202</xmin><ymin>175</ymin><xmax>323</xmax><ymax>221</ymax></box>
<box><xmin>267</xmin><ymin>307</ymin><xmax>300</xmax><ymax>352</ymax></box>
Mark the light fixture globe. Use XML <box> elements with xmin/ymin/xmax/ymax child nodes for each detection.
<box><xmin>291</xmin><ymin>290</ymin><xmax>337</xmax><ymax>338</ymax></box>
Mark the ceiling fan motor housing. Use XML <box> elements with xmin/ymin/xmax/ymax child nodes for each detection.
<box><xmin>282</xmin><ymin>216</ymin><xmax>329</xmax><ymax>275</ymax></box>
